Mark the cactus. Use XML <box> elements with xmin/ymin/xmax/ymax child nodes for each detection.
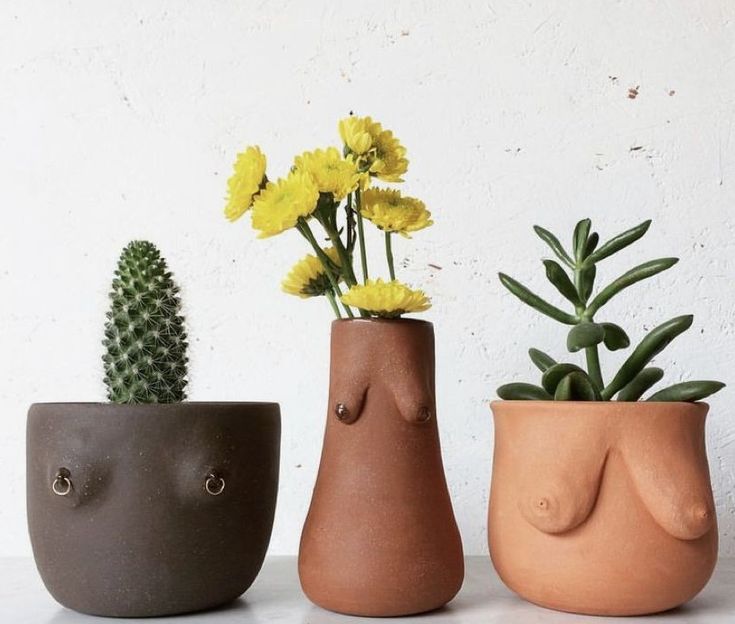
<box><xmin>103</xmin><ymin>241</ymin><xmax>188</xmax><ymax>403</ymax></box>
<box><xmin>497</xmin><ymin>219</ymin><xmax>725</xmax><ymax>402</ymax></box>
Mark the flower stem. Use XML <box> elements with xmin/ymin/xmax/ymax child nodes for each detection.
<box><xmin>297</xmin><ymin>219</ymin><xmax>354</xmax><ymax>318</ymax></box>
<box><xmin>385</xmin><ymin>232</ymin><xmax>396</xmax><ymax>280</ymax></box>
<box><xmin>326</xmin><ymin>227</ymin><xmax>358</xmax><ymax>286</ymax></box>
<box><xmin>325</xmin><ymin>290</ymin><xmax>341</xmax><ymax>319</ymax></box>
<box><xmin>345</xmin><ymin>194</ymin><xmax>355</xmax><ymax>253</ymax></box>
<box><xmin>319</xmin><ymin>214</ymin><xmax>370</xmax><ymax>318</ymax></box>
<box><xmin>355</xmin><ymin>189</ymin><xmax>369</xmax><ymax>283</ymax></box>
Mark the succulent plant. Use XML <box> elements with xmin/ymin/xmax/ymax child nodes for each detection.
<box><xmin>497</xmin><ymin>219</ymin><xmax>725</xmax><ymax>402</ymax></box>
<box><xmin>103</xmin><ymin>241</ymin><xmax>188</xmax><ymax>403</ymax></box>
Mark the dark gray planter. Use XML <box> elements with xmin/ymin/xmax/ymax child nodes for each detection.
<box><xmin>27</xmin><ymin>402</ymin><xmax>280</xmax><ymax>617</ymax></box>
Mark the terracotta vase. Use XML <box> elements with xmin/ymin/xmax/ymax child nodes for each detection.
<box><xmin>27</xmin><ymin>402</ymin><xmax>280</xmax><ymax>617</ymax></box>
<box><xmin>488</xmin><ymin>400</ymin><xmax>718</xmax><ymax>616</ymax></box>
<box><xmin>299</xmin><ymin>319</ymin><xmax>464</xmax><ymax>616</ymax></box>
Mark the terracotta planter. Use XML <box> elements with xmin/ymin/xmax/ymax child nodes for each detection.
<box><xmin>27</xmin><ymin>402</ymin><xmax>280</xmax><ymax>617</ymax></box>
<box><xmin>299</xmin><ymin>319</ymin><xmax>464</xmax><ymax>616</ymax></box>
<box><xmin>488</xmin><ymin>400</ymin><xmax>718</xmax><ymax>616</ymax></box>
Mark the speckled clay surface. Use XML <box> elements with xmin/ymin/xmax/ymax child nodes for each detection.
<box><xmin>488</xmin><ymin>400</ymin><xmax>718</xmax><ymax>616</ymax></box>
<box><xmin>27</xmin><ymin>402</ymin><xmax>280</xmax><ymax>617</ymax></box>
<box><xmin>299</xmin><ymin>319</ymin><xmax>464</xmax><ymax>617</ymax></box>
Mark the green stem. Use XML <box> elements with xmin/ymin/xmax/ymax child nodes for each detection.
<box><xmin>355</xmin><ymin>189</ymin><xmax>369</xmax><ymax>283</ymax></box>
<box><xmin>319</xmin><ymin>213</ymin><xmax>370</xmax><ymax>318</ymax></box>
<box><xmin>325</xmin><ymin>226</ymin><xmax>358</xmax><ymax>286</ymax></box>
<box><xmin>297</xmin><ymin>219</ymin><xmax>354</xmax><ymax>318</ymax></box>
<box><xmin>585</xmin><ymin>347</ymin><xmax>603</xmax><ymax>390</ymax></box>
<box><xmin>385</xmin><ymin>232</ymin><xmax>396</xmax><ymax>280</ymax></box>
<box><xmin>345</xmin><ymin>194</ymin><xmax>355</xmax><ymax>253</ymax></box>
<box><xmin>315</xmin><ymin>199</ymin><xmax>359</xmax><ymax>287</ymax></box>
<box><xmin>573</xmin><ymin>262</ymin><xmax>603</xmax><ymax>391</ymax></box>
<box><xmin>325</xmin><ymin>290</ymin><xmax>341</xmax><ymax>319</ymax></box>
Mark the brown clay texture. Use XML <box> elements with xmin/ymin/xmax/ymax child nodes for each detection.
<box><xmin>27</xmin><ymin>402</ymin><xmax>280</xmax><ymax>617</ymax></box>
<box><xmin>299</xmin><ymin>319</ymin><xmax>464</xmax><ymax>616</ymax></box>
<box><xmin>488</xmin><ymin>400</ymin><xmax>718</xmax><ymax>616</ymax></box>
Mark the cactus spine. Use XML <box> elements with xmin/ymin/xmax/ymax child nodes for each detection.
<box><xmin>103</xmin><ymin>241</ymin><xmax>188</xmax><ymax>403</ymax></box>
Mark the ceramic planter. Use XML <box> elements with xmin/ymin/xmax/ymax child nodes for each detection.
<box><xmin>299</xmin><ymin>319</ymin><xmax>464</xmax><ymax>616</ymax></box>
<box><xmin>488</xmin><ymin>400</ymin><xmax>717</xmax><ymax>616</ymax></box>
<box><xmin>27</xmin><ymin>402</ymin><xmax>280</xmax><ymax>617</ymax></box>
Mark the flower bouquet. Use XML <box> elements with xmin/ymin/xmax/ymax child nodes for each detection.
<box><xmin>224</xmin><ymin>116</ymin><xmax>431</xmax><ymax>319</ymax></box>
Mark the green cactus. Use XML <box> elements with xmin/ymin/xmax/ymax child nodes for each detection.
<box><xmin>103</xmin><ymin>241</ymin><xmax>188</xmax><ymax>403</ymax></box>
<box><xmin>497</xmin><ymin>219</ymin><xmax>725</xmax><ymax>402</ymax></box>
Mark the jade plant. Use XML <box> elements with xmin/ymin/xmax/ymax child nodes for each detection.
<box><xmin>497</xmin><ymin>219</ymin><xmax>724</xmax><ymax>402</ymax></box>
<box><xmin>102</xmin><ymin>241</ymin><xmax>188</xmax><ymax>403</ymax></box>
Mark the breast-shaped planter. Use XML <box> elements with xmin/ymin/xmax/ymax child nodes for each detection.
<box><xmin>27</xmin><ymin>402</ymin><xmax>280</xmax><ymax>617</ymax></box>
<box><xmin>299</xmin><ymin>319</ymin><xmax>464</xmax><ymax>616</ymax></box>
<box><xmin>488</xmin><ymin>400</ymin><xmax>718</xmax><ymax>616</ymax></box>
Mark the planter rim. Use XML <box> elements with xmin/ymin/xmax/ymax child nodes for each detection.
<box><xmin>490</xmin><ymin>399</ymin><xmax>709</xmax><ymax>408</ymax></box>
<box><xmin>332</xmin><ymin>317</ymin><xmax>432</xmax><ymax>326</ymax></box>
<box><xmin>29</xmin><ymin>401</ymin><xmax>279</xmax><ymax>409</ymax></box>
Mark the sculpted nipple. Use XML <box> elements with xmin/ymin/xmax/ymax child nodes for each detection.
<box><xmin>682</xmin><ymin>503</ymin><xmax>714</xmax><ymax>539</ymax></box>
<box><xmin>334</xmin><ymin>402</ymin><xmax>361</xmax><ymax>424</ymax></box>
<box><xmin>521</xmin><ymin>493</ymin><xmax>568</xmax><ymax>533</ymax></box>
<box><xmin>519</xmin><ymin>479</ymin><xmax>599</xmax><ymax>535</ymax></box>
<box><xmin>335</xmin><ymin>403</ymin><xmax>350</xmax><ymax>422</ymax></box>
<box><xmin>415</xmin><ymin>406</ymin><xmax>432</xmax><ymax>423</ymax></box>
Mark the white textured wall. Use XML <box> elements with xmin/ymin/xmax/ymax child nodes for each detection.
<box><xmin>1</xmin><ymin>1</ymin><xmax>734</xmax><ymax>557</ymax></box>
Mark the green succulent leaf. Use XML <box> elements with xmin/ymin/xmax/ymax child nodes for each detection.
<box><xmin>543</xmin><ymin>260</ymin><xmax>582</xmax><ymax>307</ymax></box>
<box><xmin>529</xmin><ymin>348</ymin><xmax>557</xmax><ymax>372</ymax></box>
<box><xmin>542</xmin><ymin>362</ymin><xmax>585</xmax><ymax>394</ymax></box>
<box><xmin>567</xmin><ymin>322</ymin><xmax>605</xmax><ymax>352</ymax></box>
<box><xmin>647</xmin><ymin>381</ymin><xmax>726</xmax><ymax>402</ymax></box>
<box><xmin>498</xmin><ymin>273</ymin><xmax>578</xmax><ymax>325</ymax></box>
<box><xmin>585</xmin><ymin>220</ymin><xmax>652</xmax><ymax>265</ymax></box>
<box><xmin>573</xmin><ymin>218</ymin><xmax>592</xmax><ymax>262</ymax></box>
<box><xmin>497</xmin><ymin>383</ymin><xmax>553</xmax><ymax>401</ymax></box>
<box><xmin>554</xmin><ymin>371</ymin><xmax>601</xmax><ymax>401</ymax></box>
<box><xmin>584</xmin><ymin>232</ymin><xmax>599</xmax><ymax>257</ymax></box>
<box><xmin>533</xmin><ymin>225</ymin><xmax>574</xmax><ymax>268</ymax></box>
<box><xmin>601</xmin><ymin>315</ymin><xmax>694</xmax><ymax>400</ymax></box>
<box><xmin>600</xmin><ymin>322</ymin><xmax>630</xmax><ymax>351</ymax></box>
<box><xmin>586</xmin><ymin>258</ymin><xmax>679</xmax><ymax>317</ymax></box>
<box><xmin>616</xmin><ymin>367</ymin><xmax>664</xmax><ymax>401</ymax></box>
<box><xmin>578</xmin><ymin>263</ymin><xmax>596</xmax><ymax>303</ymax></box>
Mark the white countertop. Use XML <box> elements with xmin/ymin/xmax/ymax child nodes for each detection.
<box><xmin>1</xmin><ymin>556</ymin><xmax>733</xmax><ymax>622</ymax></box>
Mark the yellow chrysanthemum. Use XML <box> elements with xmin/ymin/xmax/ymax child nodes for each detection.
<box><xmin>338</xmin><ymin>116</ymin><xmax>380</xmax><ymax>155</ymax></box>
<box><xmin>224</xmin><ymin>146</ymin><xmax>267</xmax><ymax>222</ymax></box>
<box><xmin>251</xmin><ymin>170</ymin><xmax>319</xmax><ymax>238</ymax></box>
<box><xmin>282</xmin><ymin>247</ymin><xmax>342</xmax><ymax>298</ymax></box>
<box><xmin>340</xmin><ymin>279</ymin><xmax>431</xmax><ymax>318</ymax></box>
<box><xmin>360</xmin><ymin>188</ymin><xmax>432</xmax><ymax>237</ymax></box>
<box><xmin>338</xmin><ymin>115</ymin><xmax>409</xmax><ymax>182</ymax></box>
<box><xmin>294</xmin><ymin>147</ymin><xmax>361</xmax><ymax>200</ymax></box>
<box><xmin>370</xmin><ymin>127</ymin><xmax>408</xmax><ymax>182</ymax></box>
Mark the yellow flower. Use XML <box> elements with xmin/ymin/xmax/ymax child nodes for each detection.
<box><xmin>294</xmin><ymin>147</ymin><xmax>361</xmax><ymax>200</ymax></box>
<box><xmin>340</xmin><ymin>279</ymin><xmax>431</xmax><ymax>318</ymax></box>
<box><xmin>360</xmin><ymin>188</ymin><xmax>432</xmax><ymax>236</ymax></box>
<box><xmin>251</xmin><ymin>170</ymin><xmax>319</xmax><ymax>238</ymax></box>
<box><xmin>224</xmin><ymin>146</ymin><xmax>267</xmax><ymax>222</ymax></box>
<box><xmin>370</xmin><ymin>127</ymin><xmax>408</xmax><ymax>182</ymax></box>
<box><xmin>282</xmin><ymin>248</ymin><xmax>341</xmax><ymax>298</ymax></box>
<box><xmin>338</xmin><ymin>116</ymin><xmax>379</xmax><ymax>155</ymax></box>
<box><xmin>338</xmin><ymin>115</ymin><xmax>409</xmax><ymax>182</ymax></box>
